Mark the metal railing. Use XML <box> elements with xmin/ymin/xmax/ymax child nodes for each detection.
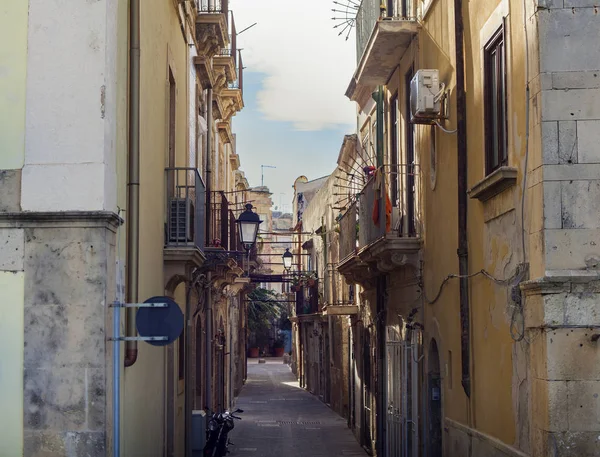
<box><xmin>324</xmin><ymin>266</ymin><xmax>354</xmax><ymax>306</ymax></box>
<box><xmin>165</xmin><ymin>168</ymin><xmax>206</xmax><ymax>250</ymax></box>
<box><xmin>339</xmin><ymin>202</ymin><xmax>358</xmax><ymax>262</ymax></box>
<box><xmin>358</xmin><ymin>164</ymin><xmax>421</xmax><ymax>247</ymax></box>
<box><xmin>355</xmin><ymin>0</ymin><xmax>416</xmax><ymax>63</ymax></box>
<box><xmin>198</xmin><ymin>0</ymin><xmax>228</xmax><ymax>13</ymax></box>
<box><xmin>295</xmin><ymin>280</ymin><xmax>320</xmax><ymax>316</ymax></box>
<box><xmin>227</xmin><ymin>52</ymin><xmax>243</xmax><ymax>93</ymax></box>
<box><xmin>207</xmin><ymin>191</ymin><xmax>244</xmax><ymax>251</ymax></box>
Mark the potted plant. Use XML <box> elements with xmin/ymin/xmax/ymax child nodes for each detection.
<box><xmin>305</xmin><ymin>271</ymin><xmax>317</xmax><ymax>287</ymax></box>
<box><xmin>273</xmin><ymin>336</ymin><xmax>286</xmax><ymax>357</ymax></box>
<box><xmin>290</xmin><ymin>275</ymin><xmax>302</xmax><ymax>292</ymax></box>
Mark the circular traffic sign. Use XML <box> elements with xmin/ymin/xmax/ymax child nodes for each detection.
<box><xmin>136</xmin><ymin>296</ymin><xmax>184</xmax><ymax>346</ymax></box>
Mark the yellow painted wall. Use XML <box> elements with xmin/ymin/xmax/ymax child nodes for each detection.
<box><xmin>415</xmin><ymin>0</ymin><xmax>529</xmax><ymax>448</ymax></box>
<box><xmin>0</xmin><ymin>1</ymin><xmax>28</xmax><ymax>169</ymax></box>
<box><xmin>121</xmin><ymin>0</ymin><xmax>191</xmax><ymax>455</ymax></box>
<box><xmin>0</xmin><ymin>272</ymin><xmax>24</xmax><ymax>456</ymax></box>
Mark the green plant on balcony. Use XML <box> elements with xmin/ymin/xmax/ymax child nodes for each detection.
<box><xmin>303</xmin><ymin>271</ymin><xmax>318</xmax><ymax>287</ymax></box>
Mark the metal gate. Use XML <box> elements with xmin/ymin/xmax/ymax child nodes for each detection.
<box><xmin>385</xmin><ymin>326</ymin><xmax>419</xmax><ymax>457</ymax></box>
<box><xmin>386</xmin><ymin>327</ymin><xmax>403</xmax><ymax>457</ymax></box>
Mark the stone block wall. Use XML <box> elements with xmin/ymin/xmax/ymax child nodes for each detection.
<box><xmin>532</xmin><ymin>6</ymin><xmax>600</xmax><ymax>273</ymax></box>
<box><xmin>0</xmin><ymin>213</ymin><xmax>118</xmax><ymax>457</ymax></box>
<box><xmin>524</xmin><ymin>279</ymin><xmax>600</xmax><ymax>456</ymax></box>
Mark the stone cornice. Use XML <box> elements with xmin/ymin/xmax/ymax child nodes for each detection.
<box><xmin>0</xmin><ymin>211</ymin><xmax>122</xmax><ymax>232</ymax></box>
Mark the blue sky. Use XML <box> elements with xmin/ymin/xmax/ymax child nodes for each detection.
<box><xmin>233</xmin><ymin>72</ymin><xmax>353</xmax><ymax>213</ymax></box>
<box><xmin>230</xmin><ymin>0</ymin><xmax>357</xmax><ymax>212</ymax></box>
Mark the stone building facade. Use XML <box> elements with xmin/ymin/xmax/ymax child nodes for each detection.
<box><xmin>291</xmin><ymin>0</ymin><xmax>600</xmax><ymax>456</ymax></box>
<box><xmin>0</xmin><ymin>1</ymin><xmax>253</xmax><ymax>456</ymax></box>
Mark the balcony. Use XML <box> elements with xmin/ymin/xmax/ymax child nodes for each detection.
<box><xmin>294</xmin><ymin>280</ymin><xmax>320</xmax><ymax>317</ymax></box>
<box><xmin>346</xmin><ymin>0</ymin><xmax>419</xmax><ymax>108</ymax></box>
<box><xmin>213</xmin><ymin>11</ymin><xmax>237</xmax><ymax>82</ymax></box>
<box><xmin>195</xmin><ymin>0</ymin><xmax>229</xmax><ymax>58</ymax></box>
<box><xmin>219</xmin><ymin>52</ymin><xmax>244</xmax><ymax>120</ymax></box>
<box><xmin>338</xmin><ymin>166</ymin><xmax>422</xmax><ymax>286</ymax></box>
<box><xmin>217</xmin><ymin>121</ymin><xmax>234</xmax><ymax>144</ymax></box>
<box><xmin>337</xmin><ymin>201</ymin><xmax>375</xmax><ymax>288</ymax></box>
<box><xmin>322</xmin><ymin>266</ymin><xmax>358</xmax><ymax>316</ymax></box>
<box><xmin>204</xmin><ymin>191</ymin><xmax>252</xmax><ymax>290</ymax></box>
<box><xmin>163</xmin><ymin>168</ymin><xmax>206</xmax><ymax>282</ymax></box>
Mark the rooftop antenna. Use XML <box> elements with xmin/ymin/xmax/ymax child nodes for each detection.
<box><xmin>261</xmin><ymin>165</ymin><xmax>276</xmax><ymax>187</ymax></box>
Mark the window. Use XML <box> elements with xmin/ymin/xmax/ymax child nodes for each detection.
<box><xmin>484</xmin><ymin>25</ymin><xmax>507</xmax><ymax>175</ymax></box>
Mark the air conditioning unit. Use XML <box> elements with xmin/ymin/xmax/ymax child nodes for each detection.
<box><xmin>169</xmin><ymin>198</ymin><xmax>195</xmax><ymax>242</ymax></box>
<box><xmin>410</xmin><ymin>69</ymin><xmax>442</xmax><ymax>123</ymax></box>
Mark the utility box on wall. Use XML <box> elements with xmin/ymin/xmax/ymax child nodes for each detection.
<box><xmin>192</xmin><ymin>410</ymin><xmax>208</xmax><ymax>455</ymax></box>
<box><xmin>410</xmin><ymin>69</ymin><xmax>442</xmax><ymax>123</ymax></box>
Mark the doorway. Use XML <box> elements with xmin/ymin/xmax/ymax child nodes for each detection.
<box><xmin>428</xmin><ymin>339</ymin><xmax>442</xmax><ymax>457</ymax></box>
<box><xmin>385</xmin><ymin>326</ymin><xmax>402</xmax><ymax>457</ymax></box>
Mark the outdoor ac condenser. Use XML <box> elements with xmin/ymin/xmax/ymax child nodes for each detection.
<box><xmin>169</xmin><ymin>198</ymin><xmax>195</xmax><ymax>242</ymax></box>
<box><xmin>410</xmin><ymin>69</ymin><xmax>442</xmax><ymax>123</ymax></box>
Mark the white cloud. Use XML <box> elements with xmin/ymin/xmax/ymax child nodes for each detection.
<box><xmin>230</xmin><ymin>0</ymin><xmax>357</xmax><ymax>131</ymax></box>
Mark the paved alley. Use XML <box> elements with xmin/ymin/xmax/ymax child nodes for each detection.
<box><xmin>230</xmin><ymin>359</ymin><xmax>367</xmax><ymax>457</ymax></box>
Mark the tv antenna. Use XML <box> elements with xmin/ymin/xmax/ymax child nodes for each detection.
<box><xmin>331</xmin><ymin>0</ymin><xmax>358</xmax><ymax>40</ymax></box>
<box><xmin>261</xmin><ymin>165</ymin><xmax>276</xmax><ymax>187</ymax></box>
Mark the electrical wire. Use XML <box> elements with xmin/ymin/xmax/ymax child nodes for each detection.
<box><xmin>521</xmin><ymin>0</ymin><xmax>531</xmax><ymax>264</ymax></box>
<box><xmin>420</xmin><ymin>265</ymin><xmax>528</xmax><ymax>305</ymax></box>
<box><xmin>434</xmin><ymin>120</ymin><xmax>457</xmax><ymax>134</ymax></box>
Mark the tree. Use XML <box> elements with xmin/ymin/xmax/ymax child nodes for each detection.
<box><xmin>247</xmin><ymin>288</ymin><xmax>281</xmax><ymax>348</ymax></box>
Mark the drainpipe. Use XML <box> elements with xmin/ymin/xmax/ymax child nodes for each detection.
<box><xmin>205</xmin><ymin>88</ymin><xmax>213</xmax><ymax>240</ymax></box>
<box><xmin>125</xmin><ymin>0</ymin><xmax>141</xmax><ymax>368</ymax></box>
<box><xmin>373</xmin><ymin>85</ymin><xmax>387</xmax><ymax>457</ymax></box>
<box><xmin>205</xmin><ymin>86</ymin><xmax>214</xmax><ymax>411</ymax></box>
<box><xmin>205</xmin><ymin>272</ymin><xmax>213</xmax><ymax>410</ymax></box>
<box><xmin>453</xmin><ymin>0</ymin><xmax>471</xmax><ymax>398</ymax></box>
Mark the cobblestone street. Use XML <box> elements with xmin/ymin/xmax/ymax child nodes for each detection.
<box><xmin>230</xmin><ymin>359</ymin><xmax>366</xmax><ymax>457</ymax></box>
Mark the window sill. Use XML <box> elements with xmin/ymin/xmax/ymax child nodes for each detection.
<box><xmin>468</xmin><ymin>166</ymin><xmax>517</xmax><ymax>202</ymax></box>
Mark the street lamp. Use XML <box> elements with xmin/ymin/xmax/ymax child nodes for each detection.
<box><xmin>282</xmin><ymin>248</ymin><xmax>293</xmax><ymax>272</ymax></box>
<box><xmin>236</xmin><ymin>203</ymin><xmax>262</xmax><ymax>250</ymax></box>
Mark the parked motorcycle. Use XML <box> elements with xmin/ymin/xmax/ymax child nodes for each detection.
<box><xmin>204</xmin><ymin>408</ymin><xmax>244</xmax><ymax>457</ymax></box>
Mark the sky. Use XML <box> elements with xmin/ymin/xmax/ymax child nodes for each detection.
<box><xmin>230</xmin><ymin>0</ymin><xmax>357</xmax><ymax>213</ymax></box>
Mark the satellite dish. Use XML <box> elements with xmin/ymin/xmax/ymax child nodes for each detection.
<box><xmin>136</xmin><ymin>296</ymin><xmax>184</xmax><ymax>346</ymax></box>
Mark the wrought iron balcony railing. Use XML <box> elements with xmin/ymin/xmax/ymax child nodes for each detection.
<box><xmin>358</xmin><ymin>164</ymin><xmax>421</xmax><ymax>247</ymax></box>
<box><xmin>207</xmin><ymin>191</ymin><xmax>244</xmax><ymax>252</ymax></box>
<box><xmin>339</xmin><ymin>202</ymin><xmax>358</xmax><ymax>262</ymax></box>
<box><xmin>294</xmin><ymin>280</ymin><xmax>320</xmax><ymax>316</ymax></box>
<box><xmin>227</xmin><ymin>52</ymin><xmax>243</xmax><ymax>93</ymax></box>
<box><xmin>355</xmin><ymin>0</ymin><xmax>416</xmax><ymax>63</ymax></box>
<box><xmin>324</xmin><ymin>266</ymin><xmax>354</xmax><ymax>306</ymax></box>
<box><xmin>164</xmin><ymin>168</ymin><xmax>206</xmax><ymax>251</ymax></box>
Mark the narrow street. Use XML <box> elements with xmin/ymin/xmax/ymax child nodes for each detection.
<box><xmin>231</xmin><ymin>359</ymin><xmax>366</xmax><ymax>457</ymax></box>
